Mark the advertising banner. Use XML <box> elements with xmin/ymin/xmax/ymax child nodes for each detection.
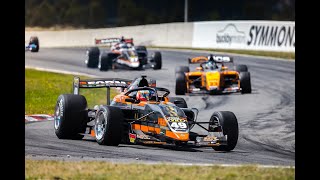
<box><xmin>192</xmin><ymin>21</ymin><xmax>295</xmax><ymax>52</ymax></box>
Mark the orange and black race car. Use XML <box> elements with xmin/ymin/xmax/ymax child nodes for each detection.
<box><xmin>175</xmin><ymin>55</ymin><xmax>252</xmax><ymax>95</ymax></box>
<box><xmin>85</xmin><ymin>37</ymin><xmax>162</xmax><ymax>71</ymax></box>
<box><xmin>53</xmin><ymin>75</ymin><xmax>239</xmax><ymax>151</ymax></box>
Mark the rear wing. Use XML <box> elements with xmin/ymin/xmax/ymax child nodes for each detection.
<box><xmin>94</xmin><ymin>37</ymin><xmax>134</xmax><ymax>46</ymax></box>
<box><xmin>73</xmin><ymin>77</ymin><xmax>132</xmax><ymax>105</ymax></box>
<box><xmin>188</xmin><ymin>55</ymin><xmax>233</xmax><ymax>64</ymax></box>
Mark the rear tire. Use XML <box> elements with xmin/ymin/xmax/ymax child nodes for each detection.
<box><xmin>169</xmin><ymin>97</ymin><xmax>188</xmax><ymax>108</ymax></box>
<box><xmin>54</xmin><ymin>94</ymin><xmax>88</xmax><ymax>139</ymax></box>
<box><xmin>152</xmin><ymin>51</ymin><xmax>162</xmax><ymax>70</ymax></box>
<box><xmin>94</xmin><ymin>106</ymin><xmax>124</xmax><ymax>146</ymax></box>
<box><xmin>240</xmin><ymin>72</ymin><xmax>252</xmax><ymax>94</ymax></box>
<box><xmin>175</xmin><ymin>72</ymin><xmax>187</xmax><ymax>95</ymax></box>
<box><xmin>85</xmin><ymin>47</ymin><xmax>100</xmax><ymax>68</ymax></box>
<box><xmin>211</xmin><ymin>111</ymin><xmax>238</xmax><ymax>151</ymax></box>
<box><xmin>135</xmin><ymin>46</ymin><xmax>147</xmax><ymax>51</ymax></box>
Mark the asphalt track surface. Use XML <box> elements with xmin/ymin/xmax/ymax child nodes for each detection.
<box><xmin>25</xmin><ymin>48</ymin><xmax>295</xmax><ymax>166</ymax></box>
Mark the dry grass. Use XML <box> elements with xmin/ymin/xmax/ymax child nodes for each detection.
<box><xmin>25</xmin><ymin>159</ymin><xmax>295</xmax><ymax>180</ymax></box>
<box><xmin>25</xmin><ymin>25</ymin><xmax>87</xmax><ymax>31</ymax></box>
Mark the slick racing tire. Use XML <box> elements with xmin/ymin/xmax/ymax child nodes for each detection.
<box><xmin>152</xmin><ymin>51</ymin><xmax>162</xmax><ymax>70</ymax></box>
<box><xmin>98</xmin><ymin>52</ymin><xmax>110</xmax><ymax>71</ymax></box>
<box><xmin>54</xmin><ymin>94</ymin><xmax>88</xmax><ymax>140</ymax></box>
<box><xmin>85</xmin><ymin>47</ymin><xmax>100</xmax><ymax>68</ymax></box>
<box><xmin>99</xmin><ymin>52</ymin><xmax>116</xmax><ymax>71</ymax></box>
<box><xmin>211</xmin><ymin>111</ymin><xmax>238</xmax><ymax>151</ymax></box>
<box><xmin>175</xmin><ymin>66</ymin><xmax>190</xmax><ymax>74</ymax></box>
<box><xmin>135</xmin><ymin>46</ymin><xmax>147</xmax><ymax>51</ymax></box>
<box><xmin>175</xmin><ymin>72</ymin><xmax>187</xmax><ymax>95</ymax></box>
<box><xmin>29</xmin><ymin>36</ymin><xmax>39</xmax><ymax>52</ymax></box>
<box><xmin>235</xmin><ymin>64</ymin><xmax>248</xmax><ymax>72</ymax></box>
<box><xmin>169</xmin><ymin>97</ymin><xmax>188</xmax><ymax>108</ymax></box>
<box><xmin>135</xmin><ymin>46</ymin><xmax>148</xmax><ymax>66</ymax></box>
<box><xmin>94</xmin><ymin>106</ymin><xmax>124</xmax><ymax>146</ymax></box>
<box><xmin>240</xmin><ymin>72</ymin><xmax>252</xmax><ymax>94</ymax></box>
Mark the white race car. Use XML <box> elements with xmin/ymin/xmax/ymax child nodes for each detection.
<box><xmin>85</xmin><ymin>37</ymin><xmax>162</xmax><ymax>71</ymax></box>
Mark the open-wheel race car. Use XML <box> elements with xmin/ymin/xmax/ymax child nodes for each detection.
<box><xmin>175</xmin><ymin>54</ymin><xmax>252</xmax><ymax>95</ymax></box>
<box><xmin>25</xmin><ymin>36</ymin><xmax>39</xmax><ymax>52</ymax></box>
<box><xmin>85</xmin><ymin>37</ymin><xmax>162</xmax><ymax>71</ymax></box>
<box><xmin>53</xmin><ymin>75</ymin><xmax>239</xmax><ymax>151</ymax></box>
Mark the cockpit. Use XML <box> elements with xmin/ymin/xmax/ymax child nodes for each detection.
<box><xmin>122</xmin><ymin>49</ymin><xmax>138</xmax><ymax>59</ymax></box>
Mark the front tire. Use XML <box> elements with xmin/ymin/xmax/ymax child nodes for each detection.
<box><xmin>240</xmin><ymin>72</ymin><xmax>252</xmax><ymax>94</ymax></box>
<box><xmin>211</xmin><ymin>111</ymin><xmax>238</xmax><ymax>151</ymax></box>
<box><xmin>152</xmin><ymin>51</ymin><xmax>162</xmax><ymax>70</ymax></box>
<box><xmin>94</xmin><ymin>106</ymin><xmax>124</xmax><ymax>146</ymax></box>
<box><xmin>85</xmin><ymin>47</ymin><xmax>100</xmax><ymax>68</ymax></box>
<box><xmin>235</xmin><ymin>64</ymin><xmax>248</xmax><ymax>72</ymax></box>
<box><xmin>175</xmin><ymin>66</ymin><xmax>190</xmax><ymax>74</ymax></box>
<box><xmin>99</xmin><ymin>52</ymin><xmax>116</xmax><ymax>71</ymax></box>
<box><xmin>54</xmin><ymin>94</ymin><xmax>88</xmax><ymax>139</ymax></box>
<box><xmin>175</xmin><ymin>72</ymin><xmax>187</xmax><ymax>95</ymax></box>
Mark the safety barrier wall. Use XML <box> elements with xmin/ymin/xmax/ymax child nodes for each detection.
<box><xmin>25</xmin><ymin>22</ymin><xmax>194</xmax><ymax>48</ymax></box>
<box><xmin>25</xmin><ymin>21</ymin><xmax>294</xmax><ymax>52</ymax></box>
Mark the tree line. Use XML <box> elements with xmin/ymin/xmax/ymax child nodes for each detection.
<box><xmin>25</xmin><ymin>0</ymin><xmax>295</xmax><ymax>28</ymax></box>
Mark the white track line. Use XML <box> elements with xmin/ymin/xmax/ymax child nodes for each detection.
<box><xmin>149</xmin><ymin>47</ymin><xmax>295</xmax><ymax>62</ymax></box>
<box><xmin>106</xmin><ymin>160</ymin><xmax>295</xmax><ymax>169</ymax></box>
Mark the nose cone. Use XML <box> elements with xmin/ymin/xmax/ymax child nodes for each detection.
<box><xmin>129</xmin><ymin>57</ymin><xmax>140</xmax><ymax>67</ymax></box>
<box><xmin>166</xmin><ymin>131</ymin><xmax>189</xmax><ymax>141</ymax></box>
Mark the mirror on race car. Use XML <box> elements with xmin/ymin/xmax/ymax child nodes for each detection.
<box><xmin>174</xmin><ymin>100</ymin><xmax>184</xmax><ymax>104</ymax></box>
<box><xmin>125</xmin><ymin>98</ymin><xmax>138</xmax><ymax>103</ymax></box>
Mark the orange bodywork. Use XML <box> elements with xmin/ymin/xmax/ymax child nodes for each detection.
<box><xmin>186</xmin><ymin>70</ymin><xmax>240</xmax><ymax>91</ymax></box>
<box><xmin>186</xmin><ymin>56</ymin><xmax>240</xmax><ymax>92</ymax></box>
<box><xmin>91</xmin><ymin>92</ymin><xmax>189</xmax><ymax>142</ymax></box>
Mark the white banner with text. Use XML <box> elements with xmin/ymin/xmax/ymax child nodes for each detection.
<box><xmin>192</xmin><ymin>21</ymin><xmax>295</xmax><ymax>52</ymax></box>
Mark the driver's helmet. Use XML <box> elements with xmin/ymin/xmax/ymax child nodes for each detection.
<box><xmin>120</xmin><ymin>36</ymin><xmax>125</xmax><ymax>42</ymax></box>
<box><xmin>205</xmin><ymin>54</ymin><xmax>218</xmax><ymax>70</ymax></box>
<box><xmin>207</xmin><ymin>54</ymin><xmax>214</xmax><ymax>62</ymax></box>
<box><xmin>136</xmin><ymin>90</ymin><xmax>153</xmax><ymax>101</ymax></box>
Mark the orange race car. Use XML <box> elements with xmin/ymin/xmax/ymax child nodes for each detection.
<box><xmin>175</xmin><ymin>54</ymin><xmax>252</xmax><ymax>95</ymax></box>
<box><xmin>53</xmin><ymin>75</ymin><xmax>239</xmax><ymax>151</ymax></box>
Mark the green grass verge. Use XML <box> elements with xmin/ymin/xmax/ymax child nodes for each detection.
<box><xmin>25</xmin><ymin>159</ymin><xmax>294</xmax><ymax>180</ymax></box>
<box><xmin>150</xmin><ymin>46</ymin><xmax>295</xmax><ymax>60</ymax></box>
<box><xmin>25</xmin><ymin>68</ymin><xmax>116</xmax><ymax>114</ymax></box>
